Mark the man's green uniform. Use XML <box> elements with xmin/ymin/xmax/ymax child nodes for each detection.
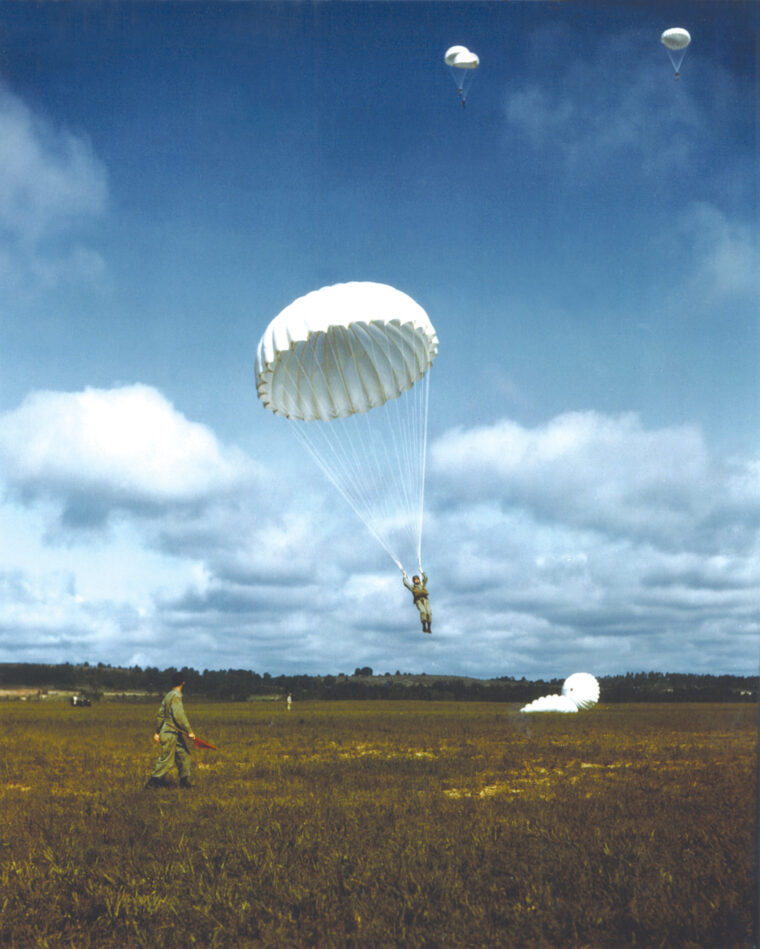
<box><xmin>149</xmin><ymin>687</ymin><xmax>193</xmax><ymax>783</ymax></box>
<box><xmin>403</xmin><ymin>571</ymin><xmax>432</xmax><ymax>633</ymax></box>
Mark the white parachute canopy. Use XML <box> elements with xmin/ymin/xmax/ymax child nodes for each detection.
<box><xmin>562</xmin><ymin>672</ymin><xmax>600</xmax><ymax>709</ymax></box>
<box><xmin>520</xmin><ymin>673</ymin><xmax>600</xmax><ymax>713</ymax></box>
<box><xmin>256</xmin><ymin>282</ymin><xmax>438</xmax><ymax>572</ymax></box>
<box><xmin>444</xmin><ymin>45</ymin><xmax>479</xmax><ymax>105</ymax></box>
<box><xmin>520</xmin><ymin>693</ymin><xmax>579</xmax><ymax>714</ymax></box>
<box><xmin>661</xmin><ymin>28</ymin><xmax>691</xmax><ymax>77</ymax></box>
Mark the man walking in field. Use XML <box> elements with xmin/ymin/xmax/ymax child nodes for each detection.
<box><xmin>402</xmin><ymin>569</ymin><xmax>432</xmax><ymax>634</ymax></box>
<box><xmin>145</xmin><ymin>672</ymin><xmax>196</xmax><ymax>789</ymax></box>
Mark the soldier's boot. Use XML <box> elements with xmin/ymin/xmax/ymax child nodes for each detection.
<box><xmin>144</xmin><ymin>777</ymin><xmax>162</xmax><ymax>789</ymax></box>
<box><xmin>179</xmin><ymin>777</ymin><xmax>193</xmax><ymax>789</ymax></box>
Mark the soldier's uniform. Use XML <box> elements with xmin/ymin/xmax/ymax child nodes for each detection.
<box><xmin>149</xmin><ymin>687</ymin><xmax>193</xmax><ymax>785</ymax></box>
<box><xmin>403</xmin><ymin>572</ymin><xmax>432</xmax><ymax>633</ymax></box>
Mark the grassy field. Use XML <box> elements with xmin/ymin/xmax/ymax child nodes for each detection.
<box><xmin>0</xmin><ymin>700</ymin><xmax>754</xmax><ymax>948</ymax></box>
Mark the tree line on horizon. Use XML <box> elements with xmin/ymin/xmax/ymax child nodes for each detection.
<box><xmin>0</xmin><ymin>662</ymin><xmax>756</xmax><ymax>703</ymax></box>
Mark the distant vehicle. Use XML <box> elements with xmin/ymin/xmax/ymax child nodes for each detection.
<box><xmin>71</xmin><ymin>695</ymin><xmax>91</xmax><ymax>707</ymax></box>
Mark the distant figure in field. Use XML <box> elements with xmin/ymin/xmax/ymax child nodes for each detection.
<box><xmin>286</xmin><ymin>693</ymin><xmax>292</xmax><ymax>711</ymax></box>
<box><xmin>402</xmin><ymin>569</ymin><xmax>432</xmax><ymax>634</ymax></box>
<box><xmin>145</xmin><ymin>672</ymin><xmax>195</xmax><ymax>789</ymax></box>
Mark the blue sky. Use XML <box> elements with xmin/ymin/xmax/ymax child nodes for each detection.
<box><xmin>0</xmin><ymin>2</ymin><xmax>757</xmax><ymax>678</ymax></box>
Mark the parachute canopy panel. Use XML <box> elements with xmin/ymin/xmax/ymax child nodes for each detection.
<box><xmin>520</xmin><ymin>694</ymin><xmax>579</xmax><ymax>714</ymax></box>
<box><xmin>444</xmin><ymin>45</ymin><xmax>468</xmax><ymax>66</ymax></box>
<box><xmin>444</xmin><ymin>45</ymin><xmax>479</xmax><ymax>69</ymax></box>
<box><xmin>661</xmin><ymin>27</ymin><xmax>691</xmax><ymax>50</ymax></box>
<box><xmin>256</xmin><ymin>282</ymin><xmax>438</xmax><ymax>422</ymax></box>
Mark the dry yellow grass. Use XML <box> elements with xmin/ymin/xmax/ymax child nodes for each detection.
<box><xmin>0</xmin><ymin>700</ymin><xmax>754</xmax><ymax>947</ymax></box>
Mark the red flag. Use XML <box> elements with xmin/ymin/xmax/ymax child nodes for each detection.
<box><xmin>192</xmin><ymin>736</ymin><xmax>217</xmax><ymax>750</ymax></box>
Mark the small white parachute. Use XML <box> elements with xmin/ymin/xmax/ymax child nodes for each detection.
<box><xmin>661</xmin><ymin>28</ymin><xmax>691</xmax><ymax>78</ymax></box>
<box><xmin>520</xmin><ymin>673</ymin><xmax>600</xmax><ymax>713</ymax></box>
<box><xmin>444</xmin><ymin>45</ymin><xmax>479</xmax><ymax>107</ymax></box>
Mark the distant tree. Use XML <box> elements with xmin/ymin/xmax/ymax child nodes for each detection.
<box><xmin>354</xmin><ymin>666</ymin><xmax>373</xmax><ymax>677</ymax></box>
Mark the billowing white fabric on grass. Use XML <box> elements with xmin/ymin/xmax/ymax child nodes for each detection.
<box><xmin>562</xmin><ymin>672</ymin><xmax>600</xmax><ymax>709</ymax></box>
<box><xmin>520</xmin><ymin>673</ymin><xmax>600</xmax><ymax>713</ymax></box>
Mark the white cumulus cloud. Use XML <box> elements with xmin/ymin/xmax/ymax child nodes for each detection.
<box><xmin>0</xmin><ymin>384</ymin><xmax>258</xmax><ymax>526</ymax></box>
<box><xmin>430</xmin><ymin>411</ymin><xmax>725</xmax><ymax>544</ymax></box>
<box><xmin>0</xmin><ymin>405</ymin><xmax>757</xmax><ymax>678</ymax></box>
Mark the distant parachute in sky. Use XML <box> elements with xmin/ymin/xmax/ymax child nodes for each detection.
<box><xmin>520</xmin><ymin>673</ymin><xmax>600</xmax><ymax>713</ymax></box>
<box><xmin>661</xmin><ymin>28</ymin><xmax>691</xmax><ymax>79</ymax></box>
<box><xmin>256</xmin><ymin>282</ymin><xmax>438</xmax><ymax>574</ymax></box>
<box><xmin>444</xmin><ymin>45</ymin><xmax>479</xmax><ymax>108</ymax></box>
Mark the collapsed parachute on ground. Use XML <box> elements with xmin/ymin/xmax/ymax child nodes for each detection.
<box><xmin>256</xmin><ymin>282</ymin><xmax>438</xmax><ymax>573</ymax></box>
<box><xmin>562</xmin><ymin>672</ymin><xmax>600</xmax><ymax>709</ymax></box>
<box><xmin>520</xmin><ymin>673</ymin><xmax>600</xmax><ymax>713</ymax></box>
<box><xmin>519</xmin><ymin>693</ymin><xmax>579</xmax><ymax>713</ymax></box>
<box><xmin>444</xmin><ymin>45</ymin><xmax>479</xmax><ymax>107</ymax></box>
<box><xmin>661</xmin><ymin>28</ymin><xmax>691</xmax><ymax>78</ymax></box>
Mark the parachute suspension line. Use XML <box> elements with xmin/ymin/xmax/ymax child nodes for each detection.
<box><xmin>448</xmin><ymin>68</ymin><xmax>472</xmax><ymax>106</ymax></box>
<box><xmin>280</xmin><ymin>321</ymin><xmax>432</xmax><ymax>574</ymax></box>
<box><xmin>378</xmin><ymin>324</ymin><xmax>428</xmax><ymax>570</ymax></box>
<box><xmin>386</xmin><ymin>385</ymin><xmax>417</xmax><ymax>561</ymax></box>
<box><xmin>288</xmin><ymin>337</ymin><xmax>386</xmax><ymax>554</ymax></box>
<box><xmin>289</xmin><ymin>423</ymin><xmax>403</xmax><ymax>571</ymax></box>
<box><xmin>311</xmin><ymin>344</ymin><xmax>396</xmax><ymax>556</ymax></box>
<box><xmin>342</xmin><ymin>327</ymin><xmax>407</xmax><ymax>554</ymax></box>
<box><xmin>374</xmin><ymin>324</ymin><xmax>419</xmax><ymax>545</ymax></box>
<box><xmin>417</xmin><ymin>369</ymin><xmax>431</xmax><ymax>571</ymax></box>
<box><xmin>286</xmin><ymin>332</ymin><xmax>411</xmax><ymax>571</ymax></box>
<box><xmin>293</xmin><ymin>336</ymin><xmax>400</xmax><ymax>567</ymax></box>
<box><xmin>350</xmin><ymin>406</ymin><xmax>398</xmax><ymax>549</ymax></box>
<box><xmin>352</xmin><ymin>323</ymin><xmax>422</xmax><ymax>565</ymax></box>
<box><xmin>349</xmin><ymin>330</ymin><xmax>411</xmax><ymax>544</ymax></box>
<box><xmin>667</xmin><ymin>49</ymin><xmax>686</xmax><ymax>75</ymax></box>
<box><xmin>393</xmin><ymin>327</ymin><xmax>430</xmax><ymax>570</ymax></box>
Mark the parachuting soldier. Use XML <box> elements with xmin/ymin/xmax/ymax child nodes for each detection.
<box><xmin>145</xmin><ymin>672</ymin><xmax>196</xmax><ymax>789</ymax></box>
<box><xmin>402</xmin><ymin>569</ymin><xmax>432</xmax><ymax>634</ymax></box>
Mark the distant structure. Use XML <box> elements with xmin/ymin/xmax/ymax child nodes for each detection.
<box><xmin>520</xmin><ymin>673</ymin><xmax>600</xmax><ymax>713</ymax></box>
<box><xmin>71</xmin><ymin>695</ymin><xmax>91</xmax><ymax>707</ymax></box>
